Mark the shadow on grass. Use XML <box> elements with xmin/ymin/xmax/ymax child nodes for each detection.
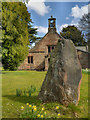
<box><xmin>3</xmin><ymin>95</ymin><xmax>86</xmax><ymax>118</ymax></box>
<box><xmin>3</xmin><ymin>95</ymin><xmax>41</xmax><ymax>105</ymax></box>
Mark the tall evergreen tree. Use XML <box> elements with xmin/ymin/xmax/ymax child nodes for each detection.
<box><xmin>2</xmin><ymin>2</ymin><xmax>37</xmax><ymax>70</ymax></box>
<box><xmin>0</xmin><ymin>1</ymin><xmax>2</xmax><ymax>55</ymax></box>
<box><xmin>60</xmin><ymin>25</ymin><xmax>86</xmax><ymax>46</ymax></box>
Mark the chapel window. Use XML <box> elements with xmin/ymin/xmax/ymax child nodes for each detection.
<box><xmin>52</xmin><ymin>46</ymin><xmax>54</xmax><ymax>50</ymax></box>
<box><xmin>48</xmin><ymin>46</ymin><xmax>51</xmax><ymax>53</ymax></box>
<box><xmin>48</xmin><ymin>58</ymin><xmax>50</xmax><ymax>63</ymax></box>
<box><xmin>48</xmin><ymin>46</ymin><xmax>55</xmax><ymax>54</ymax></box>
<box><xmin>31</xmin><ymin>56</ymin><xmax>33</xmax><ymax>64</ymax></box>
<box><xmin>28</xmin><ymin>56</ymin><xmax>33</xmax><ymax>64</ymax></box>
<box><xmin>28</xmin><ymin>56</ymin><xmax>30</xmax><ymax>63</ymax></box>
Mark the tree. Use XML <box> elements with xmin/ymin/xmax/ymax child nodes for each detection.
<box><xmin>0</xmin><ymin>1</ymin><xmax>2</xmax><ymax>55</ymax></box>
<box><xmin>79</xmin><ymin>13</ymin><xmax>90</xmax><ymax>51</ymax></box>
<box><xmin>2</xmin><ymin>2</ymin><xmax>37</xmax><ymax>70</ymax></box>
<box><xmin>60</xmin><ymin>25</ymin><xmax>86</xmax><ymax>46</ymax></box>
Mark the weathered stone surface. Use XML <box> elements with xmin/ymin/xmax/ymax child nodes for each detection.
<box><xmin>38</xmin><ymin>38</ymin><xmax>82</xmax><ymax>106</ymax></box>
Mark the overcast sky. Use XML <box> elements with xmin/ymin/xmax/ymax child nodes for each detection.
<box><xmin>25</xmin><ymin>1</ymin><xmax>89</xmax><ymax>37</ymax></box>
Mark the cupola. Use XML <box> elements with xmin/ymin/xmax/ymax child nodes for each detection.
<box><xmin>48</xmin><ymin>16</ymin><xmax>56</xmax><ymax>32</ymax></box>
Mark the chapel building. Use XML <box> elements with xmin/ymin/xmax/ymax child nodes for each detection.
<box><xmin>18</xmin><ymin>16</ymin><xmax>90</xmax><ymax>70</ymax></box>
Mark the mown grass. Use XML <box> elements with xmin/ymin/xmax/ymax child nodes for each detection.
<box><xmin>2</xmin><ymin>70</ymin><xmax>89</xmax><ymax>118</ymax></box>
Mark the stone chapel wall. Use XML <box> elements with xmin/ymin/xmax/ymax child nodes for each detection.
<box><xmin>77</xmin><ymin>50</ymin><xmax>90</xmax><ymax>69</ymax></box>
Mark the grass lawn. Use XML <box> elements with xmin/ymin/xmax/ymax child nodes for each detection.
<box><xmin>2</xmin><ymin>70</ymin><xmax>89</xmax><ymax>118</ymax></box>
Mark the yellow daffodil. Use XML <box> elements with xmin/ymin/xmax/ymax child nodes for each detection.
<box><xmin>33</xmin><ymin>105</ymin><xmax>36</xmax><ymax>108</ymax></box>
<box><xmin>33</xmin><ymin>107</ymin><xmax>37</xmax><ymax>111</ymax></box>
<box><xmin>41</xmin><ymin>115</ymin><xmax>43</xmax><ymax>118</ymax></box>
<box><xmin>56</xmin><ymin>106</ymin><xmax>59</xmax><ymax>110</ymax></box>
<box><xmin>37</xmin><ymin>114</ymin><xmax>40</xmax><ymax>118</ymax></box>
<box><xmin>58</xmin><ymin>113</ymin><xmax>60</xmax><ymax>117</ymax></box>
<box><xmin>29</xmin><ymin>104</ymin><xmax>32</xmax><ymax>107</ymax></box>
<box><xmin>21</xmin><ymin>106</ymin><xmax>24</xmax><ymax>110</ymax></box>
<box><xmin>42</xmin><ymin>107</ymin><xmax>45</xmax><ymax>111</ymax></box>
<box><xmin>26</xmin><ymin>103</ymin><xmax>29</xmax><ymax>106</ymax></box>
<box><xmin>44</xmin><ymin>111</ymin><xmax>46</xmax><ymax>114</ymax></box>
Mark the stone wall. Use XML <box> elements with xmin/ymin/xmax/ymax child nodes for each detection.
<box><xmin>18</xmin><ymin>28</ymin><xmax>89</xmax><ymax>71</ymax></box>
<box><xmin>30</xmin><ymin>32</ymin><xmax>61</xmax><ymax>54</ymax></box>
<box><xmin>77</xmin><ymin>50</ymin><xmax>90</xmax><ymax>69</ymax></box>
<box><xmin>18</xmin><ymin>30</ymin><xmax>61</xmax><ymax>71</ymax></box>
<box><xmin>18</xmin><ymin>52</ymin><xmax>46</xmax><ymax>70</ymax></box>
<box><xmin>45</xmin><ymin>57</ymin><xmax>48</xmax><ymax>71</ymax></box>
<box><xmin>18</xmin><ymin>49</ymin><xmax>90</xmax><ymax>70</ymax></box>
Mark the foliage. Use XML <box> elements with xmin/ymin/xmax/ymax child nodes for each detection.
<box><xmin>23</xmin><ymin>90</ymin><xmax>27</xmax><ymax>97</ymax></box>
<box><xmin>28</xmin><ymin>85</ymin><xmax>36</xmax><ymax>96</ymax></box>
<box><xmin>20</xmin><ymin>103</ymin><xmax>62</xmax><ymax>118</ymax></box>
<box><xmin>16</xmin><ymin>89</ymin><xmax>22</xmax><ymax>97</ymax></box>
<box><xmin>0</xmin><ymin>1</ymin><xmax>2</xmax><ymax>57</ymax></box>
<box><xmin>60</xmin><ymin>25</ymin><xmax>86</xmax><ymax>46</ymax></box>
<box><xmin>82</xmin><ymin>68</ymin><xmax>90</xmax><ymax>73</ymax></box>
<box><xmin>16</xmin><ymin>85</ymin><xmax>36</xmax><ymax>97</ymax></box>
<box><xmin>79</xmin><ymin>13</ymin><xmax>90</xmax><ymax>51</ymax></box>
<box><xmin>2</xmin><ymin>2</ymin><xmax>38</xmax><ymax>70</ymax></box>
<box><xmin>2</xmin><ymin>71</ymin><xmax>88</xmax><ymax>118</ymax></box>
<box><xmin>20</xmin><ymin>104</ymin><xmax>48</xmax><ymax>118</ymax></box>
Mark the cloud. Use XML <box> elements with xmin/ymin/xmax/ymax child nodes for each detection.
<box><xmin>71</xmin><ymin>4</ymin><xmax>88</xmax><ymax>19</ymax></box>
<box><xmin>64</xmin><ymin>4</ymin><xmax>89</xmax><ymax>29</ymax></box>
<box><xmin>58</xmin><ymin>24</ymin><xmax>69</xmax><ymax>32</ymax></box>
<box><xmin>59</xmin><ymin>4</ymin><xmax>88</xmax><ymax>32</ymax></box>
<box><xmin>58</xmin><ymin>22</ymin><xmax>79</xmax><ymax>32</ymax></box>
<box><xmin>66</xmin><ymin>17</ymin><xmax>69</xmax><ymax>20</ymax></box>
<box><xmin>35</xmin><ymin>26</ymin><xmax>48</xmax><ymax>34</ymax></box>
<box><xmin>71</xmin><ymin>19</ymin><xmax>79</xmax><ymax>26</ymax></box>
<box><xmin>26</xmin><ymin>0</ymin><xmax>51</xmax><ymax>16</ymax></box>
<box><xmin>56</xmin><ymin>5</ymin><xmax>89</xmax><ymax>33</ymax></box>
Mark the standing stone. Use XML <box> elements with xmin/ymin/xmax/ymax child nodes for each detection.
<box><xmin>38</xmin><ymin>38</ymin><xmax>82</xmax><ymax>106</ymax></box>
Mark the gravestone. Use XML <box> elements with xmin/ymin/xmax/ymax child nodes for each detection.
<box><xmin>38</xmin><ymin>38</ymin><xmax>82</xmax><ymax>106</ymax></box>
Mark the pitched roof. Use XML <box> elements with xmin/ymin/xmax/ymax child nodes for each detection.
<box><xmin>29</xmin><ymin>31</ymin><xmax>62</xmax><ymax>53</ymax></box>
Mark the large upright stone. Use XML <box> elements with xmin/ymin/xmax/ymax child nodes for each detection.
<box><xmin>38</xmin><ymin>38</ymin><xmax>82</xmax><ymax>106</ymax></box>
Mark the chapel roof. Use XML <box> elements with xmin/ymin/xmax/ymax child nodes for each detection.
<box><xmin>29</xmin><ymin>31</ymin><xmax>62</xmax><ymax>53</ymax></box>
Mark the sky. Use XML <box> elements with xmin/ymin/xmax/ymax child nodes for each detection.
<box><xmin>25</xmin><ymin>1</ymin><xmax>89</xmax><ymax>38</ymax></box>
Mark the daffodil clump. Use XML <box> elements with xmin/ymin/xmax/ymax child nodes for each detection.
<box><xmin>16</xmin><ymin>85</ymin><xmax>36</xmax><ymax>97</ymax></box>
<box><xmin>20</xmin><ymin>103</ymin><xmax>47</xmax><ymax>118</ymax></box>
<box><xmin>20</xmin><ymin>103</ymin><xmax>61</xmax><ymax>118</ymax></box>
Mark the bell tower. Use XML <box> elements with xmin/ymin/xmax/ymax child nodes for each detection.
<box><xmin>48</xmin><ymin>16</ymin><xmax>56</xmax><ymax>32</ymax></box>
